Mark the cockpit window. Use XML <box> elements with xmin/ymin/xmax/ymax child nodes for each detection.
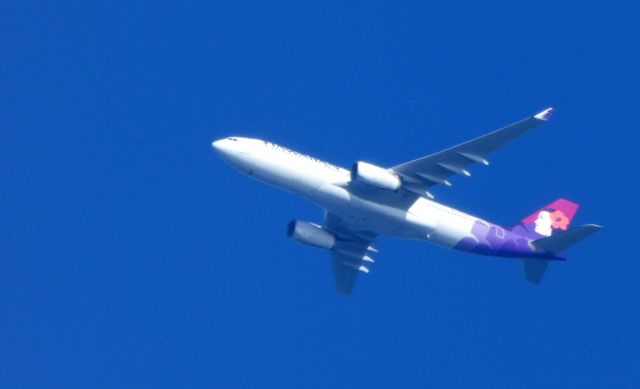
<box><xmin>228</xmin><ymin>137</ymin><xmax>238</xmax><ymax>141</ymax></box>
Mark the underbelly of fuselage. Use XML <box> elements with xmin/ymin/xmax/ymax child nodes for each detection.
<box><xmin>223</xmin><ymin>148</ymin><xmax>558</xmax><ymax>260</ymax></box>
<box><xmin>309</xmin><ymin>182</ymin><xmax>436</xmax><ymax>239</ymax></box>
<box><xmin>246</xmin><ymin>161</ymin><xmax>551</xmax><ymax>259</ymax></box>
<box><xmin>248</xmin><ymin>162</ymin><xmax>478</xmax><ymax>246</ymax></box>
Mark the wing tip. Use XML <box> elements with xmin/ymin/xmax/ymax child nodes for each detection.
<box><xmin>534</xmin><ymin>107</ymin><xmax>555</xmax><ymax>121</ymax></box>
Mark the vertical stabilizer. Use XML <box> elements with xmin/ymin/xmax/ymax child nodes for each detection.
<box><xmin>515</xmin><ymin>198</ymin><xmax>580</xmax><ymax>239</ymax></box>
<box><xmin>515</xmin><ymin>199</ymin><xmax>600</xmax><ymax>285</ymax></box>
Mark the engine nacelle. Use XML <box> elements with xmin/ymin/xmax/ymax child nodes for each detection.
<box><xmin>351</xmin><ymin>161</ymin><xmax>401</xmax><ymax>191</ymax></box>
<box><xmin>286</xmin><ymin>220</ymin><xmax>336</xmax><ymax>250</ymax></box>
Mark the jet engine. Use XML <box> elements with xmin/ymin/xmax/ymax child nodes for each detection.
<box><xmin>351</xmin><ymin>161</ymin><xmax>401</xmax><ymax>191</ymax></box>
<box><xmin>286</xmin><ymin>220</ymin><xmax>336</xmax><ymax>250</ymax></box>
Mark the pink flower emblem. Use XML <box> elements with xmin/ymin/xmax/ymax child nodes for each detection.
<box><xmin>550</xmin><ymin>210</ymin><xmax>569</xmax><ymax>230</ymax></box>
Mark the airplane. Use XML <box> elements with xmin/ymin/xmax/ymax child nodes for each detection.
<box><xmin>211</xmin><ymin>108</ymin><xmax>601</xmax><ymax>294</ymax></box>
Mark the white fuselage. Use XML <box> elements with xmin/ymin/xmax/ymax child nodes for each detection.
<box><xmin>212</xmin><ymin>137</ymin><xmax>491</xmax><ymax>250</ymax></box>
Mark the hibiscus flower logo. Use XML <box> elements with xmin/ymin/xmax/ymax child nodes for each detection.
<box><xmin>550</xmin><ymin>210</ymin><xmax>569</xmax><ymax>231</ymax></box>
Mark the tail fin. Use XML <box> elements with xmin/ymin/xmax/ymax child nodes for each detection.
<box><xmin>516</xmin><ymin>198</ymin><xmax>580</xmax><ymax>239</ymax></box>
<box><xmin>516</xmin><ymin>199</ymin><xmax>601</xmax><ymax>285</ymax></box>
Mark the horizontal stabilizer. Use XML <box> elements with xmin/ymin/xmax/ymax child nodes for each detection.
<box><xmin>532</xmin><ymin>224</ymin><xmax>602</xmax><ymax>254</ymax></box>
<box><xmin>523</xmin><ymin>260</ymin><xmax>550</xmax><ymax>285</ymax></box>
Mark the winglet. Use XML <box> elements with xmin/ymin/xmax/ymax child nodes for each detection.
<box><xmin>534</xmin><ymin>107</ymin><xmax>554</xmax><ymax>121</ymax></box>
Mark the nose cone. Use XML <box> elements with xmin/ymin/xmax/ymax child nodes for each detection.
<box><xmin>211</xmin><ymin>137</ymin><xmax>264</xmax><ymax>174</ymax></box>
<box><xmin>211</xmin><ymin>137</ymin><xmax>248</xmax><ymax>165</ymax></box>
<box><xmin>211</xmin><ymin>139</ymin><xmax>227</xmax><ymax>154</ymax></box>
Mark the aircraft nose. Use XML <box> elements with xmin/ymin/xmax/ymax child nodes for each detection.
<box><xmin>211</xmin><ymin>139</ymin><xmax>227</xmax><ymax>154</ymax></box>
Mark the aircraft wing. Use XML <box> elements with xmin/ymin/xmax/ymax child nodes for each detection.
<box><xmin>324</xmin><ymin>212</ymin><xmax>377</xmax><ymax>295</ymax></box>
<box><xmin>390</xmin><ymin>108</ymin><xmax>554</xmax><ymax>195</ymax></box>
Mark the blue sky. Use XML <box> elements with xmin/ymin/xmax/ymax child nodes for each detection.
<box><xmin>1</xmin><ymin>1</ymin><xmax>639</xmax><ymax>387</ymax></box>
